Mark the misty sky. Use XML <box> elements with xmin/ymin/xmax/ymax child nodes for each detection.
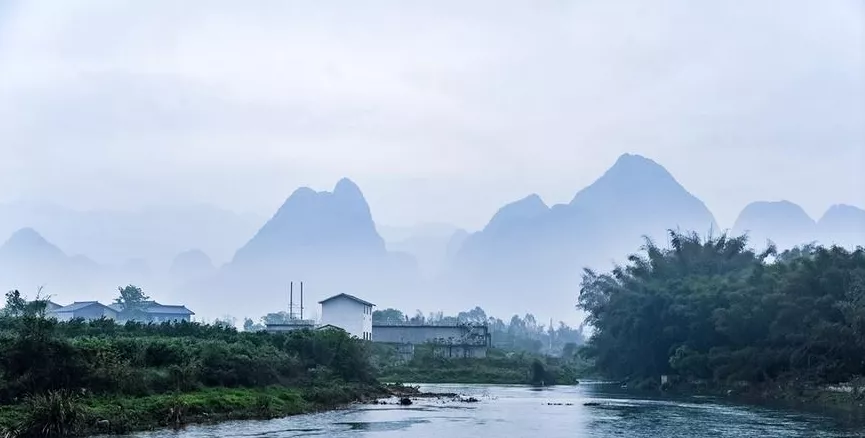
<box><xmin>1</xmin><ymin>1</ymin><xmax>862</xmax><ymax>231</ymax></box>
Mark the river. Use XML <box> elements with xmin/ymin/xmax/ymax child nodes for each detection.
<box><xmin>122</xmin><ymin>383</ymin><xmax>865</xmax><ymax>437</ymax></box>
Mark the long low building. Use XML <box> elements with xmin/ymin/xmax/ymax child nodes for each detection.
<box><xmin>49</xmin><ymin>300</ymin><xmax>194</xmax><ymax>323</ymax></box>
<box><xmin>372</xmin><ymin>323</ymin><xmax>491</xmax><ymax>358</ymax></box>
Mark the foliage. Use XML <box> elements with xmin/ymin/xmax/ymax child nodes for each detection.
<box><xmin>376</xmin><ymin>347</ymin><xmax>581</xmax><ymax>385</ymax></box>
<box><xmin>3</xmin><ymin>289</ymin><xmax>50</xmax><ymax>319</ymax></box>
<box><xmin>578</xmin><ymin>230</ymin><xmax>865</xmax><ymax>387</ymax></box>
<box><xmin>260</xmin><ymin>312</ymin><xmax>292</xmax><ymax>325</ymax></box>
<box><xmin>0</xmin><ymin>310</ymin><xmax>381</xmax><ymax>436</ymax></box>
<box><xmin>11</xmin><ymin>390</ymin><xmax>85</xmax><ymax>437</ymax></box>
<box><xmin>212</xmin><ymin>315</ymin><xmax>237</xmax><ymax>329</ymax></box>
<box><xmin>373</xmin><ymin>306</ymin><xmax>584</xmax><ymax>356</ymax></box>
<box><xmin>372</xmin><ymin>308</ymin><xmax>406</xmax><ymax>324</ymax></box>
<box><xmin>114</xmin><ymin>285</ymin><xmax>150</xmax><ymax>320</ymax></box>
<box><xmin>243</xmin><ymin>318</ymin><xmax>265</xmax><ymax>332</ymax></box>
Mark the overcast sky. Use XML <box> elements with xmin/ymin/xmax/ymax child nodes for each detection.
<box><xmin>1</xmin><ymin>0</ymin><xmax>862</xmax><ymax>230</ymax></box>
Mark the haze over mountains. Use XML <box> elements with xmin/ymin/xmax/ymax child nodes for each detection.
<box><xmin>0</xmin><ymin>202</ymin><xmax>261</xmax><ymax>269</ymax></box>
<box><xmin>185</xmin><ymin>178</ymin><xmax>420</xmax><ymax>319</ymax></box>
<box><xmin>0</xmin><ymin>154</ymin><xmax>862</xmax><ymax>322</ymax></box>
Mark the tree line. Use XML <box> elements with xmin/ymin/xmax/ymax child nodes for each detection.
<box><xmin>578</xmin><ymin>230</ymin><xmax>865</xmax><ymax>388</ymax></box>
<box><xmin>372</xmin><ymin>306</ymin><xmax>585</xmax><ymax>356</ymax></box>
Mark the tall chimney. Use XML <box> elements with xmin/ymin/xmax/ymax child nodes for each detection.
<box><xmin>300</xmin><ymin>281</ymin><xmax>304</xmax><ymax>320</ymax></box>
<box><xmin>289</xmin><ymin>281</ymin><xmax>294</xmax><ymax>320</ymax></box>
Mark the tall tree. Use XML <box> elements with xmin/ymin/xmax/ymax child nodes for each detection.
<box><xmin>115</xmin><ymin>284</ymin><xmax>150</xmax><ymax>321</ymax></box>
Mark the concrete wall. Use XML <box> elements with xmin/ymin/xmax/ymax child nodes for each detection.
<box><xmin>321</xmin><ymin>298</ymin><xmax>372</xmax><ymax>339</ymax></box>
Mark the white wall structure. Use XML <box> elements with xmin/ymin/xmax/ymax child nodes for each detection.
<box><xmin>318</xmin><ymin>294</ymin><xmax>374</xmax><ymax>340</ymax></box>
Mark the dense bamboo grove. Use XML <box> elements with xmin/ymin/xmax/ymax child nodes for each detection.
<box><xmin>578</xmin><ymin>231</ymin><xmax>865</xmax><ymax>388</ymax></box>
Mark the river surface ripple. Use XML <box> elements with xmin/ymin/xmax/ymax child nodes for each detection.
<box><xmin>120</xmin><ymin>383</ymin><xmax>865</xmax><ymax>437</ymax></box>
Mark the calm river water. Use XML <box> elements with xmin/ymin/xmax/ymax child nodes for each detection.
<box><xmin>123</xmin><ymin>383</ymin><xmax>865</xmax><ymax>437</ymax></box>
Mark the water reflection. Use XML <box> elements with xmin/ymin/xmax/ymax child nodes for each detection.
<box><xmin>120</xmin><ymin>384</ymin><xmax>865</xmax><ymax>438</ymax></box>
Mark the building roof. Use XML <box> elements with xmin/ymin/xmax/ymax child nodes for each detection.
<box><xmin>318</xmin><ymin>293</ymin><xmax>375</xmax><ymax>307</ymax></box>
<box><xmin>110</xmin><ymin>301</ymin><xmax>195</xmax><ymax>315</ymax></box>
<box><xmin>316</xmin><ymin>324</ymin><xmax>346</xmax><ymax>332</ymax></box>
<box><xmin>265</xmin><ymin>319</ymin><xmax>315</xmax><ymax>327</ymax></box>
<box><xmin>143</xmin><ymin>304</ymin><xmax>194</xmax><ymax>315</ymax></box>
<box><xmin>55</xmin><ymin>301</ymin><xmax>116</xmax><ymax>313</ymax></box>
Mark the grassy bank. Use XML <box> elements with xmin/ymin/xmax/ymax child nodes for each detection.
<box><xmin>0</xmin><ymin>307</ymin><xmax>384</xmax><ymax>437</ymax></box>
<box><xmin>376</xmin><ymin>347</ymin><xmax>586</xmax><ymax>385</ymax></box>
<box><xmin>0</xmin><ymin>384</ymin><xmax>386</xmax><ymax>436</ymax></box>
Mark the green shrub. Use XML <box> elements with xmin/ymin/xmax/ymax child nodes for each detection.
<box><xmin>14</xmin><ymin>390</ymin><xmax>85</xmax><ymax>437</ymax></box>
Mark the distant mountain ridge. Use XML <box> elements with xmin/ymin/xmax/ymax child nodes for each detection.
<box><xmin>0</xmin><ymin>202</ymin><xmax>260</xmax><ymax>269</ymax></box>
<box><xmin>444</xmin><ymin>153</ymin><xmax>720</xmax><ymax>319</ymax></box>
<box><xmin>168</xmin><ymin>249</ymin><xmax>216</xmax><ymax>286</ymax></box>
<box><xmin>232</xmin><ymin>178</ymin><xmax>386</xmax><ymax>266</ymax></box>
<box><xmin>188</xmin><ymin>179</ymin><xmax>419</xmax><ymax>319</ymax></box>
<box><xmin>1</xmin><ymin>154</ymin><xmax>861</xmax><ymax>322</ymax></box>
<box><xmin>820</xmin><ymin>204</ymin><xmax>865</xmax><ymax>247</ymax></box>
<box><xmin>0</xmin><ymin>228</ymin><xmax>152</xmax><ymax>303</ymax></box>
<box><xmin>377</xmin><ymin>222</ymin><xmax>466</xmax><ymax>278</ymax></box>
<box><xmin>733</xmin><ymin>201</ymin><xmax>865</xmax><ymax>250</ymax></box>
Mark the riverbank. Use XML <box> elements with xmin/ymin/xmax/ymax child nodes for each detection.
<box><xmin>376</xmin><ymin>347</ymin><xmax>586</xmax><ymax>385</ymax></box>
<box><xmin>639</xmin><ymin>378</ymin><xmax>865</xmax><ymax>414</ymax></box>
<box><xmin>725</xmin><ymin>382</ymin><xmax>865</xmax><ymax>414</ymax></box>
<box><xmin>0</xmin><ymin>383</ymin><xmax>406</xmax><ymax>436</ymax></box>
<box><xmin>0</xmin><ymin>308</ymin><xmax>385</xmax><ymax>437</ymax></box>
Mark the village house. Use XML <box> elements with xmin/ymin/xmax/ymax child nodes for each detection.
<box><xmin>51</xmin><ymin>301</ymin><xmax>118</xmax><ymax>321</ymax></box>
<box><xmin>110</xmin><ymin>301</ymin><xmax>195</xmax><ymax>323</ymax></box>
<box><xmin>46</xmin><ymin>300</ymin><xmax>194</xmax><ymax>323</ymax></box>
<box><xmin>319</xmin><ymin>293</ymin><xmax>374</xmax><ymax>340</ymax></box>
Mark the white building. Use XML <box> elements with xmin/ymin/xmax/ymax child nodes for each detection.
<box><xmin>318</xmin><ymin>293</ymin><xmax>374</xmax><ymax>340</ymax></box>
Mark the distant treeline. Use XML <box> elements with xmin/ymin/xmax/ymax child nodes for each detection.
<box><xmin>579</xmin><ymin>231</ymin><xmax>865</xmax><ymax>389</ymax></box>
<box><xmin>372</xmin><ymin>306</ymin><xmax>585</xmax><ymax>356</ymax></box>
<box><xmin>375</xmin><ymin>345</ymin><xmax>587</xmax><ymax>386</ymax></box>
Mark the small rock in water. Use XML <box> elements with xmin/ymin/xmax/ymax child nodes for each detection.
<box><xmin>583</xmin><ymin>402</ymin><xmax>601</xmax><ymax>406</ymax></box>
<box><xmin>399</xmin><ymin>398</ymin><xmax>413</xmax><ymax>406</ymax></box>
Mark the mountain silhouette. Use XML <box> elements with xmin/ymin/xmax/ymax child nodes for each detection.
<box><xmin>0</xmin><ymin>228</ymin><xmax>163</xmax><ymax>303</ymax></box>
<box><xmin>169</xmin><ymin>249</ymin><xmax>216</xmax><ymax>285</ymax></box>
<box><xmin>0</xmin><ymin>228</ymin><xmax>96</xmax><ymax>297</ymax></box>
<box><xmin>732</xmin><ymin>201</ymin><xmax>818</xmax><ymax>250</ymax></box>
<box><xmin>189</xmin><ymin>179</ymin><xmax>418</xmax><ymax>319</ymax></box>
<box><xmin>818</xmin><ymin>204</ymin><xmax>865</xmax><ymax>247</ymax></box>
<box><xmin>445</xmin><ymin>153</ymin><xmax>718</xmax><ymax>320</ymax></box>
<box><xmin>232</xmin><ymin>178</ymin><xmax>385</xmax><ymax>266</ymax></box>
<box><xmin>378</xmin><ymin>222</ymin><xmax>466</xmax><ymax>278</ymax></box>
<box><xmin>0</xmin><ymin>227</ymin><xmax>67</xmax><ymax>265</ymax></box>
<box><xmin>0</xmin><ymin>201</ymin><xmax>259</xmax><ymax>269</ymax></box>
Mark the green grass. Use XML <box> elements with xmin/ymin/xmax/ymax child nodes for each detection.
<box><xmin>376</xmin><ymin>348</ymin><xmax>584</xmax><ymax>385</ymax></box>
